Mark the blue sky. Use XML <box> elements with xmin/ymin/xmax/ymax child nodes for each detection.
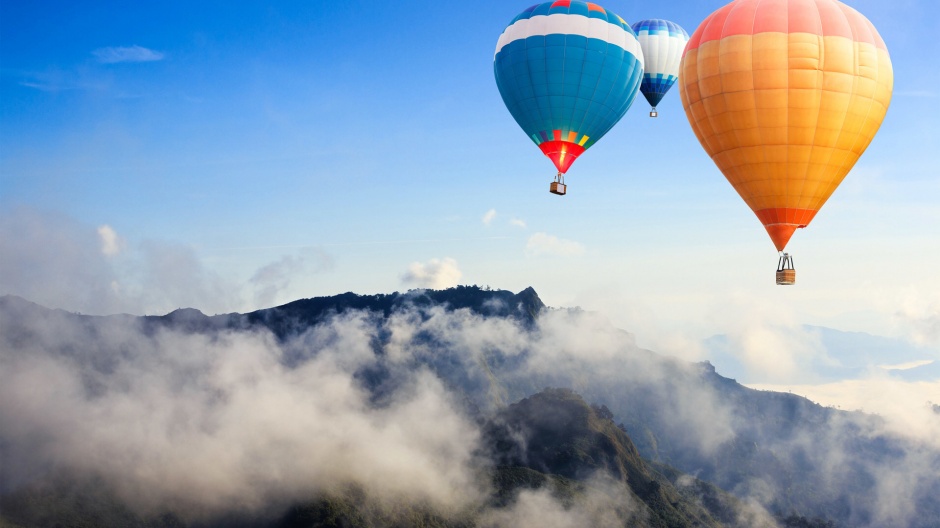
<box><xmin>2</xmin><ymin>0</ymin><xmax>939</xmax><ymax>378</ymax></box>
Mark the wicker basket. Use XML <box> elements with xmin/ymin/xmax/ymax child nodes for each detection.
<box><xmin>550</xmin><ymin>181</ymin><xmax>567</xmax><ymax>195</ymax></box>
<box><xmin>776</xmin><ymin>269</ymin><xmax>796</xmax><ymax>285</ymax></box>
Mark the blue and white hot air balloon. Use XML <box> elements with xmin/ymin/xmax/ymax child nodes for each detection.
<box><xmin>494</xmin><ymin>1</ymin><xmax>644</xmax><ymax>195</ymax></box>
<box><xmin>630</xmin><ymin>19</ymin><xmax>689</xmax><ymax>117</ymax></box>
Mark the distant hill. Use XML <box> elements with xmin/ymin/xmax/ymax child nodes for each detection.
<box><xmin>2</xmin><ymin>288</ymin><xmax>938</xmax><ymax>527</ymax></box>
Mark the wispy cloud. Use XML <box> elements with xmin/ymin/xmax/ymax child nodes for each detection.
<box><xmin>723</xmin><ymin>321</ymin><xmax>828</xmax><ymax>383</ymax></box>
<box><xmin>0</xmin><ymin>208</ymin><xmax>240</xmax><ymax>315</ymax></box>
<box><xmin>749</xmin><ymin>378</ymin><xmax>940</xmax><ymax>448</ymax></box>
<box><xmin>19</xmin><ymin>81</ymin><xmax>75</xmax><ymax>92</ymax></box>
<box><xmin>97</xmin><ymin>225</ymin><xmax>123</xmax><ymax>256</ymax></box>
<box><xmin>478</xmin><ymin>475</ymin><xmax>646</xmax><ymax>528</ymax></box>
<box><xmin>896</xmin><ymin>296</ymin><xmax>940</xmax><ymax>346</ymax></box>
<box><xmin>93</xmin><ymin>45</ymin><xmax>165</xmax><ymax>64</ymax></box>
<box><xmin>878</xmin><ymin>359</ymin><xmax>936</xmax><ymax>371</ymax></box>
<box><xmin>525</xmin><ymin>232</ymin><xmax>585</xmax><ymax>257</ymax></box>
<box><xmin>482</xmin><ymin>209</ymin><xmax>527</xmax><ymax>229</ymax></box>
<box><xmin>401</xmin><ymin>257</ymin><xmax>462</xmax><ymax>289</ymax></box>
<box><xmin>18</xmin><ymin>69</ymin><xmax>108</xmax><ymax>92</ymax></box>
<box><xmin>249</xmin><ymin>249</ymin><xmax>334</xmax><ymax>308</ymax></box>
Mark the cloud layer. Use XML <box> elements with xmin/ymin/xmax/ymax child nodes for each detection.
<box><xmin>0</xmin><ymin>308</ymin><xmax>483</xmax><ymax>518</ymax></box>
<box><xmin>1</xmin><ymin>294</ymin><xmax>939</xmax><ymax>526</ymax></box>
<box><xmin>2</xmin><ymin>208</ymin><xmax>938</xmax><ymax>526</ymax></box>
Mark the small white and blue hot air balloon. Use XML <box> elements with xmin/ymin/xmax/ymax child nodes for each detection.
<box><xmin>630</xmin><ymin>19</ymin><xmax>689</xmax><ymax>117</ymax></box>
<box><xmin>494</xmin><ymin>1</ymin><xmax>645</xmax><ymax>195</ymax></box>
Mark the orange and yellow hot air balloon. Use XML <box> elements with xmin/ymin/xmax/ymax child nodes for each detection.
<box><xmin>679</xmin><ymin>0</ymin><xmax>893</xmax><ymax>284</ymax></box>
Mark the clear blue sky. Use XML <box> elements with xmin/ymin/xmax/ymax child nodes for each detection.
<box><xmin>1</xmin><ymin>0</ymin><xmax>938</xmax><ymax>354</ymax></box>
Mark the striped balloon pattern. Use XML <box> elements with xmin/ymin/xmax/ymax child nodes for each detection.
<box><xmin>631</xmin><ymin>19</ymin><xmax>689</xmax><ymax>112</ymax></box>
<box><xmin>494</xmin><ymin>1</ymin><xmax>644</xmax><ymax>175</ymax></box>
<box><xmin>679</xmin><ymin>0</ymin><xmax>893</xmax><ymax>251</ymax></box>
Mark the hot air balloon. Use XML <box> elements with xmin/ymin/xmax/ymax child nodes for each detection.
<box><xmin>631</xmin><ymin>19</ymin><xmax>689</xmax><ymax>117</ymax></box>
<box><xmin>679</xmin><ymin>0</ymin><xmax>892</xmax><ymax>284</ymax></box>
<box><xmin>494</xmin><ymin>1</ymin><xmax>644</xmax><ymax>195</ymax></box>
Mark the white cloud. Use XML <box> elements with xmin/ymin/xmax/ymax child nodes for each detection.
<box><xmin>482</xmin><ymin>209</ymin><xmax>527</xmax><ymax>229</ymax></box>
<box><xmin>896</xmin><ymin>299</ymin><xmax>940</xmax><ymax>346</ymax></box>
<box><xmin>93</xmin><ymin>45</ymin><xmax>165</xmax><ymax>64</ymax></box>
<box><xmin>525</xmin><ymin>232</ymin><xmax>585</xmax><ymax>257</ymax></box>
<box><xmin>748</xmin><ymin>378</ymin><xmax>940</xmax><ymax>449</ymax></box>
<box><xmin>1</xmin><ymin>208</ymin><xmax>125</xmax><ymax>314</ymax></box>
<box><xmin>0</xmin><ymin>208</ymin><xmax>240</xmax><ymax>315</ymax></box>
<box><xmin>726</xmin><ymin>323</ymin><xmax>827</xmax><ymax>383</ymax></box>
<box><xmin>401</xmin><ymin>257</ymin><xmax>462</xmax><ymax>289</ymax></box>
<box><xmin>703</xmin><ymin>295</ymin><xmax>836</xmax><ymax>384</ymax></box>
<box><xmin>135</xmin><ymin>240</ymin><xmax>241</xmax><ymax>314</ymax></box>
<box><xmin>878</xmin><ymin>359</ymin><xmax>935</xmax><ymax>371</ymax></box>
<box><xmin>479</xmin><ymin>475</ymin><xmax>646</xmax><ymax>528</ymax></box>
<box><xmin>0</xmin><ymin>300</ymin><xmax>729</xmax><ymax>520</ymax></box>
<box><xmin>249</xmin><ymin>249</ymin><xmax>334</xmax><ymax>308</ymax></box>
<box><xmin>0</xmin><ymin>310</ymin><xmax>483</xmax><ymax>517</ymax></box>
<box><xmin>97</xmin><ymin>224</ymin><xmax>123</xmax><ymax>256</ymax></box>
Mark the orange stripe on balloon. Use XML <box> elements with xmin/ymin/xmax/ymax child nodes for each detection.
<box><xmin>755</xmin><ymin>208</ymin><xmax>819</xmax><ymax>227</ymax></box>
<box><xmin>764</xmin><ymin>224</ymin><xmax>799</xmax><ymax>252</ymax></box>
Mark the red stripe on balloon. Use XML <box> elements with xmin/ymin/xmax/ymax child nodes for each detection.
<box><xmin>684</xmin><ymin>0</ymin><xmax>888</xmax><ymax>54</ymax></box>
<box><xmin>538</xmin><ymin>141</ymin><xmax>586</xmax><ymax>174</ymax></box>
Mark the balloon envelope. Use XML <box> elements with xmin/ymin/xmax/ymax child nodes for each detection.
<box><xmin>678</xmin><ymin>0</ymin><xmax>893</xmax><ymax>250</ymax></box>
<box><xmin>494</xmin><ymin>1</ymin><xmax>644</xmax><ymax>175</ymax></box>
<box><xmin>631</xmin><ymin>19</ymin><xmax>689</xmax><ymax>110</ymax></box>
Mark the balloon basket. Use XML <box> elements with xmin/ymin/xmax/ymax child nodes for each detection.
<box><xmin>650</xmin><ymin>108</ymin><xmax>658</xmax><ymax>118</ymax></box>
<box><xmin>776</xmin><ymin>253</ymin><xmax>795</xmax><ymax>285</ymax></box>
<box><xmin>550</xmin><ymin>173</ymin><xmax>566</xmax><ymax>196</ymax></box>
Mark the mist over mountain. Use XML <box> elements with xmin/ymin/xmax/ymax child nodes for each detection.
<box><xmin>706</xmin><ymin>325</ymin><xmax>940</xmax><ymax>383</ymax></box>
<box><xmin>1</xmin><ymin>287</ymin><xmax>938</xmax><ymax>527</ymax></box>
